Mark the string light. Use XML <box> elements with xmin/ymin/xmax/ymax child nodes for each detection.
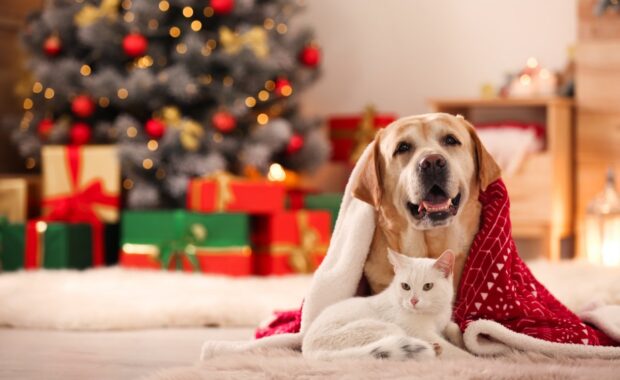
<box><xmin>44</xmin><ymin>88</ymin><xmax>55</xmax><ymax>99</ymax></box>
<box><xmin>23</xmin><ymin>98</ymin><xmax>33</xmax><ymax>110</ymax></box>
<box><xmin>258</xmin><ymin>90</ymin><xmax>269</xmax><ymax>101</ymax></box>
<box><xmin>265</xmin><ymin>80</ymin><xmax>275</xmax><ymax>91</ymax></box>
<box><xmin>280</xmin><ymin>85</ymin><xmax>293</xmax><ymax>96</ymax></box>
<box><xmin>519</xmin><ymin>74</ymin><xmax>531</xmax><ymax>85</ymax></box>
<box><xmin>223</xmin><ymin>76</ymin><xmax>234</xmax><ymax>87</ymax></box>
<box><xmin>245</xmin><ymin>97</ymin><xmax>256</xmax><ymax>107</ymax></box>
<box><xmin>98</xmin><ymin>97</ymin><xmax>110</xmax><ymax>107</ymax></box>
<box><xmin>526</xmin><ymin>57</ymin><xmax>539</xmax><ymax>69</ymax></box>
<box><xmin>123</xmin><ymin>178</ymin><xmax>134</xmax><ymax>190</ymax></box>
<box><xmin>203</xmin><ymin>6</ymin><xmax>214</xmax><ymax>17</ymax></box>
<box><xmin>268</xmin><ymin>163</ymin><xmax>286</xmax><ymax>181</ymax></box>
<box><xmin>121</xmin><ymin>0</ymin><xmax>132</xmax><ymax>10</ymax></box>
<box><xmin>191</xmin><ymin>20</ymin><xmax>202</xmax><ymax>31</ymax></box>
<box><xmin>156</xmin><ymin>168</ymin><xmax>166</xmax><ymax>179</ymax></box>
<box><xmin>213</xmin><ymin>132</ymin><xmax>223</xmax><ymax>143</ymax></box>
<box><xmin>206</xmin><ymin>39</ymin><xmax>217</xmax><ymax>49</ymax></box>
<box><xmin>276</xmin><ymin>23</ymin><xmax>288</xmax><ymax>34</ymax></box>
<box><xmin>25</xmin><ymin>157</ymin><xmax>36</xmax><ymax>169</ymax></box>
<box><xmin>147</xmin><ymin>139</ymin><xmax>159</xmax><ymax>151</ymax></box>
<box><xmin>142</xmin><ymin>158</ymin><xmax>153</xmax><ymax>169</ymax></box>
<box><xmin>176</xmin><ymin>43</ymin><xmax>187</xmax><ymax>54</ymax></box>
<box><xmin>199</xmin><ymin>74</ymin><xmax>212</xmax><ymax>85</ymax></box>
<box><xmin>257</xmin><ymin>113</ymin><xmax>269</xmax><ymax>125</ymax></box>
<box><xmin>135</xmin><ymin>55</ymin><xmax>153</xmax><ymax>68</ymax></box>
<box><xmin>148</xmin><ymin>19</ymin><xmax>159</xmax><ymax>29</ymax></box>
<box><xmin>158</xmin><ymin>0</ymin><xmax>169</xmax><ymax>11</ymax></box>
<box><xmin>32</xmin><ymin>82</ymin><xmax>43</xmax><ymax>93</ymax></box>
<box><xmin>169</xmin><ymin>26</ymin><xmax>181</xmax><ymax>38</ymax></box>
<box><xmin>117</xmin><ymin>88</ymin><xmax>129</xmax><ymax>99</ymax></box>
<box><xmin>123</xmin><ymin>12</ymin><xmax>135</xmax><ymax>22</ymax></box>
<box><xmin>80</xmin><ymin>64</ymin><xmax>92</xmax><ymax>76</ymax></box>
<box><xmin>182</xmin><ymin>6</ymin><xmax>194</xmax><ymax>17</ymax></box>
<box><xmin>201</xmin><ymin>45</ymin><xmax>212</xmax><ymax>56</ymax></box>
<box><xmin>127</xmin><ymin>126</ymin><xmax>138</xmax><ymax>137</ymax></box>
<box><xmin>264</xmin><ymin>18</ymin><xmax>275</xmax><ymax>30</ymax></box>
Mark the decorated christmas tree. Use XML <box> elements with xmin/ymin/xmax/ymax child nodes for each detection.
<box><xmin>11</xmin><ymin>0</ymin><xmax>328</xmax><ymax>208</ymax></box>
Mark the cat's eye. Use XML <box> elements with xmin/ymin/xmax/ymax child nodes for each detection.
<box><xmin>401</xmin><ymin>283</ymin><xmax>411</xmax><ymax>291</ymax></box>
<box><xmin>423</xmin><ymin>283</ymin><xmax>434</xmax><ymax>291</ymax></box>
<box><xmin>442</xmin><ymin>134</ymin><xmax>461</xmax><ymax>146</ymax></box>
<box><xmin>394</xmin><ymin>141</ymin><xmax>411</xmax><ymax>156</ymax></box>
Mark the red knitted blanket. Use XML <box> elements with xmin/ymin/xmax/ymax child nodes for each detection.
<box><xmin>256</xmin><ymin>180</ymin><xmax>617</xmax><ymax>347</ymax></box>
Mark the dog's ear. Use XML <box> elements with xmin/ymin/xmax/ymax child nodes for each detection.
<box><xmin>352</xmin><ymin>131</ymin><xmax>383</xmax><ymax>209</ymax></box>
<box><xmin>463</xmin><ymin>118</ymin><xmax>501</xmax><ymax>191</ymax></box>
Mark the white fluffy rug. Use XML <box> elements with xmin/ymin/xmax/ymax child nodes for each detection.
<box><xmin>0</xmin><ymin>260</ymin><xmax>619</xmax><ymax>330</ymax></box>
<box><xmin>145</xmin><ymin>349</ymin><xmax>620</xmax><ymax>380</ymax></box>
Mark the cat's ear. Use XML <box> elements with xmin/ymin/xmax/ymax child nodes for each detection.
<box><xmin>433</xmin><ymin>250</ymin><xmax>455</xmax><ymax>278</ymax></box>
<box><xmin>387</xmin><ymin>248</ymin><xmax>408</xmax><ymax>271</ymax></box>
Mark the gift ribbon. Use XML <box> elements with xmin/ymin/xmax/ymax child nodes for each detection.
<box><xmin>190</xmin><ymin>171</ymin><xmax>236</xmax><ymax>212</ymax></box>
<box><xmin>40</xmin><ymin>146</ymin><xmax>119</xmax><ymax>266</ymax></box>
<box><xmin>219</xmin><ymin>26</ymin><xmax>269</xmax><ymax>58</ymax></box>
<box><xmin>24</xmin><ymin>220</ymin><xmax>48</xmax><ymax>269</ymax></box>
<box><xmin>255</xmin><ymin>211</ymin><xmax>328</xmax><ymax>273</ymax></box>
<box><xmin>350</xmin><ymin>105</ymin><xmax>379</xmax><ymax>163</ymax></box>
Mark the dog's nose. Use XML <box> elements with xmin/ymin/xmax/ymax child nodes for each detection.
<box><xmin>419</xmin><ymin>154</ymin><xmax>447</xmax><ymax>173</ymax></box>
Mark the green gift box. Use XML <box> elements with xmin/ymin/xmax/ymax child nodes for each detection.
<box><xmin>119</xmin><ymin>210</ymin><xmax>252</xmax><ymax>276</ymax></box>
<box><xmin>0</xmin><ymin>221</ymin><xmax>92</xmax><ymax>271</ymax></box>
<box><xmin>303</xmin><ymin>193</ymin><xmax>343</xmax><ymax>231</ymax></box>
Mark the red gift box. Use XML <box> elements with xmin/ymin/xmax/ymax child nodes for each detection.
<box><xmin>252</xmin><ymin>210</ymin><xmax>331</xmax><ymax>275</ymax></box>
<box><xmin>187</xmin><ymin>172</ymin><xmax>285</xmax><ymax>214</ymax></box>
<box><xmin>329</xmin><ymin>107</ymin><xmax>397</xmax><ymax>163</ymax></box>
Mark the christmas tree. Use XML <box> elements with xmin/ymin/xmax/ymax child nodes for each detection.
<box><xmin>12</xmin><ymin>0</ymin><xmax>328</xmax><ymax>208</ymax></box>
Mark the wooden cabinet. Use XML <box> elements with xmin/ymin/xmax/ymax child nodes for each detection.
<box><xmin>429</xmin><ymin>98</ymin><xmax>574</xmax><ymax>261</ymax></box>
<box><xmin>575</xmin><ymin>0</ymin><xmax>620</xmax><ymax>258</ymax></box>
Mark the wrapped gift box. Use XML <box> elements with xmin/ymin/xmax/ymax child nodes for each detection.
<box><xmin>0</xmin><ymin>175</ymin><xmax>41</xmax><ymax>223</ymax></box>
<box><xmin>119</xmin><ymin>210</ymin><xmax>252</xmax><ymax>276</ymax></box>
<box><xmin>187</xmin><ymin>172</ymin><xmax>285</xmax><ymax>214</ymax></box>
<box><xmin>329</xmin><ymin>107</ymin><xmax>396</xmax><ymax>163</ymax></box>
<box><xmin>252</xmin><ymin>211</ymin><xmax>331</xmax><ymax>275</ymax></box>
<box><xmin>303</xmin><ymin>193</ymin><xmax>343</xmax><ymax>231</ymax></box>
<box><xmin>0</xmin><ymin>221</ymin><xmax>92</xmax><ymax>271</ymax></box>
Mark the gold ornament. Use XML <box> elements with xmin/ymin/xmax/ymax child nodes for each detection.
<box><xmin>219</xmin><ymin>26</ymin><xmax>269</xmax><ymax>58</ymax></box>
<box><xmin>159</xmin><ymin>106</ymin><xmax>204</xmax><ymax>151</ymax></box>
<box><xmin>75</xmin><ymin>0</ymin><xmax>120</xmax><ymax>27</ymax></box>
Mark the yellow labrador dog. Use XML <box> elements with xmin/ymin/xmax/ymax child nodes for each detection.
<box><xmin>353</xmin><ymin>113</ymin><xmax>501</xmax><ymax>294</ymax></box>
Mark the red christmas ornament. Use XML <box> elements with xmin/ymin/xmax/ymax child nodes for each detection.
<box><xmin>286</xmin><ymin>134</ymin><xmax>304</xmax><ymax>154</ymax></box>
<box><xmin>274</xmin><ymin>77</ymin><xmax>292</xmax><ymax>97</ymax></box>
<box><xmin>43</xmin><ymin>34</ymin><xmax>62</xmax><ymax>56</ymax></box>
<box><xmin>122</xmin><ymin>33</ymin><xmax>148</xmax><ymax>58</ymax></box>
<box><xmin>211</xmin><ymin>0</ymin><xmax>234</xmax><ymax>14</ymax></box>
<box><xmin>145</xmin><ymin>118</ymin><xmax>166</xmax><ymax>139</ymax></box>
<box><xmin>211</xmin><ymin>111</ymin><xmax>237</xmax><ymax>133</ymax></box>
<box><xmin>299</xmin><ymin>45</ymin><xmax>320</xmax><ymax>67</ymax></box>
<box><xmin>71</xmin><ymin>95</ymin><xmax>96</xmax><ymax>118</ymax></box>
<box><xmin>70</xmin><ymin>122</ymin><xmax>91</xmax><ymax>145</ymax></box>
<box><xmin>37</xmin><ymin>118</ymin><xmax>54</xmax><ymax>139</ymax></box>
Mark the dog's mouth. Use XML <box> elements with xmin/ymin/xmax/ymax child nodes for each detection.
<box><xmin>407</xmin><ymin>185</ymin><xmax>461</xmax><ymax>222</ymax></box>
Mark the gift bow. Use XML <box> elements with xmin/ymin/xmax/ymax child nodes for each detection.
<box><xmin>350</xmin><ymin>105</ymin><xmax>380</xmax><ymax>163</ymax></box>
<box><xmin>219</xmin><ymin>26</ymin><xmax>269</xmax><ymax>58</ymax></box>
<box><xmin>157</xmin><ymin>223</ymin><xmax>207</xmax><ymax>272</ymax></box>
<box><xmin>160</xmin><ymin>106</ymin><xmax>204</xmax><ymax>151</ymax></box>
<box><xmin>288</xmin><ymin>211</ymin><xmax>324</xmax><ymax>273</ymax></box>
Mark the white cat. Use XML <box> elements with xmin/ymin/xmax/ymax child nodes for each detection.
<box><xmin>302</xmin><ymin>248</ymin><xmax>470</xmax><ymax>360</ymax></box>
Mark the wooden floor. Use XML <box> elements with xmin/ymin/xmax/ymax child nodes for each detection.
<box><xmin>0</xmin><ymin>327</ymin><xmax>253</xmax><ymax>380</ymax></box>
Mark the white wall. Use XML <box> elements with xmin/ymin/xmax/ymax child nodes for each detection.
<box><xmin>297</xmin><ymin>0</ymin><xmax>577</xmax><ymax>117</ymax></box>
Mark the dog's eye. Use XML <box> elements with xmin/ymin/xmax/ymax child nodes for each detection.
<box><xmin>401</xmin><ymin>283</ymin><xmax>411</xmax><ymax>291</ymax></box>
<box><xmin>423</xmin><ymin>283</ymin><xmax>434</xmax><ymax>291</ymax></box>
<box><xmin>443</xmin><ymin>134</ymin><xmax>461</xmax><ymax>146</ymax></box>
<box><xmin>394</xmin><ymin>142</ymin><xmax>411</xmax><ymax>156</ymax></box>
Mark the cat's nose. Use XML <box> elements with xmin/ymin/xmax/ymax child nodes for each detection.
<box><xmin>410</xmin><ymin>297</ymin><xmax>419</xmax><ymax>307</ymax></box>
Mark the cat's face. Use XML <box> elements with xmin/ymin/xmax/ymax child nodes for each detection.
<box><xmin>387</xmin><ymin>249</ymin><xmax>455</xmax><ymax>315</ymax></box>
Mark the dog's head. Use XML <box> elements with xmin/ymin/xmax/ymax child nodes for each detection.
<box><xmin>353</xmin><ymin>113</ymin><xmax>500</xmax><ymax>230</ymax></box>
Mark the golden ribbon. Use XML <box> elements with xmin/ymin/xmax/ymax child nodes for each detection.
<box><xmin>350</xmin><ymin>105</ymin><xmax>380</xmax><ymax>164</ymax></box>
<box><xmin>219</xmin><ymin>26</ymin><xmax>269</xmax><ymax>59</ymax></box>
<box><xmin>74</xmin><ymin>0</ymin><xmax>119</xmax><ymax>27</ymax></box>
<box><xmin>210</xmin><ymin>171</ymin><xmax>235</xmax><ymax>211</ymax></box>
<box><xmin>255</xmin><ymin>211</ymin><xmax>328</xmax><ymax>273</ymax></box>
<box><xmin>159</xmin><ymin>106</ymin><xmax>204</xmax><ymax>151</ymax></box>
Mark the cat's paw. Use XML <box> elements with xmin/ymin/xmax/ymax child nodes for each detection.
<box><xmin>432</xmin><ymin>342</ymin><xmax>442</xmax><ymax>356</ymax></box>
<box><xmin>370</xmin><ymin>336</ymin><xmax>434</xmax><ymax>361</ymax></box>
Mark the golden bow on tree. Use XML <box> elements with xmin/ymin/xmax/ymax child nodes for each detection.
<box><xmin>159</xmin><ymin>106</ymin><xmax>204</xmax><ymax>151</ymax></box>
<box><xmin>74</xmin><ymin>0</ymin><xmax>120</xmax><ymax>27</ymax></box>
<box><xmin>219</xmin><ymin>26</ymin><xmax>269</xmax><ymax>59</ymax></box>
